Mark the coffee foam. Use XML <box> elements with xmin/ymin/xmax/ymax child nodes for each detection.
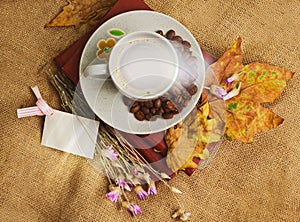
<box><xmin>110</xmin><ymin>35</ymin><xmax>177</xmax><ymax>99</ymax></box>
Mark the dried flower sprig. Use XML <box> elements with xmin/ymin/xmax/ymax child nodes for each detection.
<box><xmin>172</xmin><ymin>209</ymin><xmax>192</xmax><ymax>221</ymax></box>
<box><xmin>46</xmin><ymin>65</ymin><xmax>191</xmax><ymax>220</ymax></box>
<box><xmin>204</xmin><ymin>71</ymin><xmax>243</xmax><ymax>101</ymax></box>
<box><xmin>204</xmin><ymin>82</ymin><xmax>241</xmax><ymax>101</ymax></box>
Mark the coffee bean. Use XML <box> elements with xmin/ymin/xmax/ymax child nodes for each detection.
<box><xmin>183</xmin><ymin>100</ymin><xmax>189</xmax><ymax>107</ymax></box>
<box><xmin>156</xmin><ymin>30</ymin><xmax>163</xmax><ymax>35</ymax></box>
<box><xmin>144</xmin><ymin>100</ymin><xmax>153</xmax><ymax>108</ymax></box>
<box><xmin>163</xmin><ymin>92</ymin><xmax>172</xmax><ymax>99</ymax></box>
<box><xmin>162</xmin><ymin>113</ymin><xmax>174</xmax><ymax>119</ymax></box>
<box><xmin>150</xmin><ymin>107</ymin><xmax>157</xmax><ymax>114</ymax></box>
<box><xmin>141</xmin><ymin>106</ymin><xmax>150</xmax><ymax>114</ymax></box>
<box><xmin>130</xmin><ymin>103</ymin><xmax>140</xmax><ymax>113</ymax></box>
<box><xmin>163</xmin><ymin>107</ymin><xmax>171</xmax><ymax>113</ymax></box>
<box><xmin>160</xmin><ymin>96</ymin><xmax>168</xmax><ymax>102</ymax></box>
<box><xmin>182</xmin><ymin>40</ymin><xmax>191</xmax><ymax>48</ymax></box>
<box><xmin>174</xmin><ymin>95</ymin><xmax>183</xmax><ymax>105</ymax></box>
<box><xmin>182</xmin><ymin>81</ymin><xmax>191</xmax><ymax>89</ymax></box>
<box><xmin>134</xmin><ymin>111</ymin><xmax>145</xmax><ymax>121</ymax></box>
<box><xmin>154</xmin><ymin>99</ymin><xmax>162</xmax><ymax>108</ymax></box>
<box><xmin>173</xmin><ymin>35</ymin><xmax>183</xmax><ymax>43</ymax></box>
<box><xmin>188</xmin><ymin>84</ymin><xmax>198</xmax><ymax>96</ymax></box>
<box><xmin>166</xmin><ymin>30</ymin><xmax>175</xmax><ymax>40</ymax></box>
<box><xmin>170</xmin><ymin>85</ymin><xmax>181</xmax><ymax>96</ymax></box>
<box><xmin>164</xmin><ymin>100</ymin><xmax>177</xmax><ymax>111</ymax></box>
<box><xmin>145</xmin><ymin>114</ymin><xmax>152</xmax><ymax>121</ymax></box>
<box><xmin>183</xmin><ymin>92</ymin><xmax>192</xmax><ymax>100</ymax></box>
<box><xmin>155</xmin><ymin>107</ymin><xmax>164</xmax><ymax>116</ymax></box>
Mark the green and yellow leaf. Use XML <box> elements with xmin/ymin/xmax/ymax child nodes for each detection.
<box><xmin>208</xmin><ymin>38</ymin><xmax>294</xmax><ymax>143</ymax></box>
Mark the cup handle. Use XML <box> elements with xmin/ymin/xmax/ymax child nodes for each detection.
<box><xmin>83</xmin><ymin>64</ymin><xmax>110</xmax><ymax>80</ymax></box>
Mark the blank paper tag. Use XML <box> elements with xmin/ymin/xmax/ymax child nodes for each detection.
<box><xmin>41</xmin><ymin>110</ymin><xmax>99</xmax><ymax>159</ymax></box>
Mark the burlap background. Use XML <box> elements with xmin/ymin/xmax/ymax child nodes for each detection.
<box><xmin>1</xmin><ymin>0</ymin><xmax>299</xmax><ymax>221</ymax></box>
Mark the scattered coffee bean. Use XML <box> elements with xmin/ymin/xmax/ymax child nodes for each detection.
<box><xmin>161</xmin><ymin>96</ymin><xmax>169</xmax><ymax>102</ymax></box>
<box><xmin>173</xmin><ymin>35</ymin><xmax>183</xmax><ymax>43</ymax></box>
<box><xmin>182</xmin><ymin>40</ymin><xmax>191</xmax><ymax>48</ymax></box>
<box><xmin>130</xmin><ymin>103</ymin><xmax>140</xmax><ymax>113</ymax></box>
<box><xmin>141</xmin><ymin>106</ymin><xmax>150</xmax><ymax>115</ymax></box>
<box><xmin>170</xmin><ymin>85</ymin><xmax>181</xmax><ymax>95</ymax></box>
<box><xmin>188</xmin><ymin>84</ymin><xmax>198</xmax><ymax>96</ymax></box>
<box><xmin>164</xmin><ymin>100</ymin><xmax>177</xmax><ymax>112</ymax></box>
<box><xmin>174</xmin><ymin>95</ymin><xmax>183</xmax><ymax>105</ymax></box>
<box><xmin>155</xmin><ymin>107</ymin><xmax>164</xmax><ymax>116</ymax></box>
<box><xmin>182</xmin><ymin>91</ymin><xmax>192</xmax><ymax>100</ymax></box>
<box><xmin>154</xmin><ymin>99</ymin><xmax>162</xmax><ymax>108</ymax></box>
<box><xmin>144</xmin><ymin>100</ymin><xmax>153</xmax><ymax>108</ymax></box>
<box><xmin>182</xmin><ymin>81</ymin><xmax>192</xmax><ymax>89</ymax></box>
<box><xmin>162</xmin><ymin>113</ymin><xmax>174</xmax><ymax>119</ymax></box>
<box><xmin>166</xmin><ymin>29</ymin><xmax>175</xmax><ymax>40</ymax></box>
<box><xmin>156</xmin><ymin>30</ymin><xmax>163</xmax><ymax>35</ymax></box>
<box><xmin>145</xmin><ymin>114</ymin><xmax>152</xmax><ymax>121</ymax></box>
<box><xmin>134</xmin><ymin>111</ymin><xmax>145</xmax><ymax>121</ymax></box>
<box><xmin>150</xmin><ymin>107</ymin><xmax>157</xmax><ymax>114</ymax></box>
<box><xmin>183</xmin><ymin>100</ymin><xmax>189</xmax><ymax>107</ymax></box>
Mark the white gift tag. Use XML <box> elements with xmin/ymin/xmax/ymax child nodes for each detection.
<box><xmin>41</xmin><ymin>110</ymin><xmax>99</xmax><ymax>159</ymax></box>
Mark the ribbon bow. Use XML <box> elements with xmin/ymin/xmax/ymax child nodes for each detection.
<box><xmin>17</xmin><ymin>86</ymin><xmax>54</xmax><ymax>118</ymax></box>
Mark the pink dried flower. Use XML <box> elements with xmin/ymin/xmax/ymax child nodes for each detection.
<box><xmin>106</xmin><ymin>186</ymin><xmax>121</xmax><ymax>203</ymax></box>
<box><xmin>116</xmin><ymin>178</ymin><xmax>126</xmax><ymax>190</ymax></box>
<box><xmin>124</xmin><ymin>179</ymin><xmax>134</xmax><ymax>191</ymax></box>
<box><xmin>147</xmin><ymin>181</ymin><xmax>157</xmax><ymax>195</ymax></box>
<box><xmin>225</xmin><ymin>71</ymin><xmax>243</xmax><ymax>84</ymax></box>
<box><xmin>222</xmin><ymin>82</ymin><xmax>242</xmax><ymax>101</ymax></box>
<box><xmin>103</xmin><ymin>145</ymin><xmax>118</xmax><ymax>161</ymax></box>
<box><xmin>122</xmin><ymin>202</ymin><xmax>142</xmax><ymax>217</ymax></box>
<box><xmin>208</xmin><ymin>85</ymin><xmax>227</xmax><ymax>98</ymax></box>
<box><xmin>134</xmin><ymin>185</ymin><xmax>148</xmax><ymax>200</ymax></box>
<box><xmin>132</xmin><ymin>168</ymin><xmax>139</xmax><ymax>176</ymax></box>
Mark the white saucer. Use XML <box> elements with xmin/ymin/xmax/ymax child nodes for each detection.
<box><xmin>79</xmin><ymin>11</ymin><xmax>205</xmax><ymax>134</ymax></box>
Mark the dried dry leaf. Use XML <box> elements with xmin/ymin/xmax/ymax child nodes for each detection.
<box><xmin>207</xmin><ymin>38</ymin><xmax>294</xmax><ymax>143</ymax></box>
<box><xmin>165</xmin><ymin>100</ymin><xmax>223</xmax><ymax>172</ymax></box>
<box><xmin>46</xmin><ymin>0</ymin><xmax>117</xmax><ymax>28</ymax></box>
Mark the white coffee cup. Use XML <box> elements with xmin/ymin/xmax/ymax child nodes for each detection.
<box><xmin>83</xmin><ymin>31</ymin><xmax>179</xmax><ymax>100</ymax></box>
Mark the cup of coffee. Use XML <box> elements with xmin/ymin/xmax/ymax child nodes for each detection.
<box><xmin>84</xmin><ymin>31</ymin><xmax>179</xmax><ymax>100</ymax></box>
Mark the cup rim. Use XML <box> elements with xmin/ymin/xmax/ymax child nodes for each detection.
<box><xmin>108</xmin><ymin>30</ymin><xmax>179</xmax><ymax>100</ymax></box>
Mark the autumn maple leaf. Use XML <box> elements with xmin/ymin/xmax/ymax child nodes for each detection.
<box><xmin>46</xmin><ymin>0</ymin><xmax>117</xmax><ymax>28</ymax></box>
<box><xmin>206</xmin><ymin>37</ymin><xmax>294</xmax><ymax>143</ymax></box>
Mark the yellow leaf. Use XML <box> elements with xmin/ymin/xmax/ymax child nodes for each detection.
<box><xmin>165</xmin><ymin>97</ymin><xmax>223</xmax><ymax>172</ymax></box>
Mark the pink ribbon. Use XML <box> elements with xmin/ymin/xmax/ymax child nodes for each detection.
<box><xmin>17</xmin><ymin>86</ymin><xmax>54</xmax><ymax>118</ymax></box>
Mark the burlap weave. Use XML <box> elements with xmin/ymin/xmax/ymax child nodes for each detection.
<box><xmin>0</xmin><ymin>0</ymin><xmax>299</xmax><ymax>221</ymax></box>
